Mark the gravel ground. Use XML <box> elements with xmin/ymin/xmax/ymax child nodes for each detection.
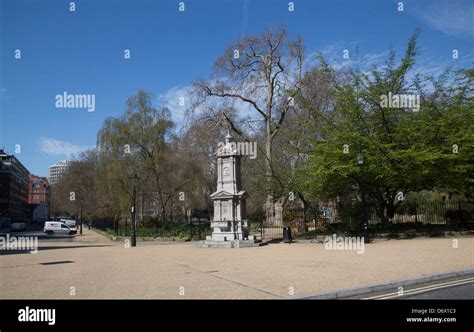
<box><xmin>1</xmin><ymin>229</ymin><xmax>473</xmax><ymax>299</ymax></box>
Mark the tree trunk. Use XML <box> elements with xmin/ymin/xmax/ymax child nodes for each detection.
<box><xmin>386</xmin><ymin>202</ymin><xmax>396</xmax><ymax>223</ymax></box>
<box><xmin>375</xmin><ymin>200</ymin><xmax>386</xmax><ymax>224</ymax></box>
<box><xmin>264</xmin><ymin>119</ymin><xmax>274</xmax><ymax>225</ymax></box>
<box><xmin>299</xmin><ymin>194</ymin><xmax>308</xmax><ymax>232</ymax></box>
<box><xmin>161</xmin><ymin>206</ymin><xmax>167</xmax><ymax>225</ymax></box>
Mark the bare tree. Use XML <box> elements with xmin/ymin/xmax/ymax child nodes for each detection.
<box><xmin>194</xmin><ymin>26</ymin><xmax>304</xmax><ymax>223</ymax></box>
<box><xmin>52</xmin><ymin>150</ymin><xmax>97</xmax><ymax>221</ymax></box>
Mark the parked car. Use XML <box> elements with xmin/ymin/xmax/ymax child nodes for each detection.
<box><xmin>44</xmin><ymin>221</ymin><xmax>76</xmax><ymax>235</ymax></box>
<box><xmin>11</xmin><ymin>222</ymin><xmax>27</xmax><ymax>232</ymax></box>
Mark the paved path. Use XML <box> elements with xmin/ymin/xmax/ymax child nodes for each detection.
<box><xmin>403</xmin><ymin>282</ymin><xmax>474</xmax><ymax>299</ymax></box>
<box><xmin>1</xmin><ymin>229</ymin><xmax>473</xmax><ymax>299</ymax></box>
<box><xmin>345</xmin><ymin>274</ymin><xmax>474</xmax><ymax>299</ymax></box>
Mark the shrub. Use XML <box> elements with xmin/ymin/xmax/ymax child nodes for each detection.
<box><xmin>106</xmin><ymin>223</ymin><xmax>211</xmax><ymax>240</ymax></box>
<box><xmin>444</xmin><ymin>209</ymin><xmax>471</xmax><ymax>224</ymax></box>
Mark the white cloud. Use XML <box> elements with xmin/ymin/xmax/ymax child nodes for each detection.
<box><xmin>312</xmin><ymin>43</ymin><xmax>388</xmax><ymax>71</ymax></box>
<box><xmin>158</xmin><ymin>82</ymin><xmax>259</xmax><ymax>131</ymax></box>
<box><xmin>38</xmin><ymin>137</ymin><xmax>89</xmax><ymax>158</ymax></box>
<box><xmin>412</xmin><ymin>0</ymin><xmax>474</xmax><ymax>37</ymax></box>
<box><xmin>157</xmin><ymin>85</ymin><xmax>192</xmax><ymax>124</ymax></box>
<box><xmin>306</xmin><ymin>41</ymin><xmax>389</xmax><ymax>74</ymax></box>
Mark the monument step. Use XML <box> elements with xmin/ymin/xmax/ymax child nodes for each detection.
<box><xmin>198</xmin><ymin>239</ymin><xmax>265</xmax><ymax>248</ymax></box>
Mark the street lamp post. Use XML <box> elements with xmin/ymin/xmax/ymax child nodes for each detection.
<box><xmin>131</xmin><ymin>173</ymin><xmax>140</xmax><ymax>247</ymax></box>
<box><xmin>79</xmin><ymin>198</ymin><xmax>83</xmax><ymax>235</ymax></box>
<box><xmin>357</xmin><ymin>150</ymin><xmax>370</xmax><ymax>244</ymax></box>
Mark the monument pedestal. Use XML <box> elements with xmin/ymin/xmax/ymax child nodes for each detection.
<box><xmin>199</xmin><ymin>224</ymin><xmax>263</xmax><ymax>248</ymax></box>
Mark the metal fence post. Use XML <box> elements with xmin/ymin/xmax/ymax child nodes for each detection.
<box><xmin>458</xmin><ymin>200</ymin><xmax>462</xmax><ymax>222</ymax></box>
<box><xmin>198</xmin><ymin>218</ymin><xmax>201</xmax><ymax>239</ymax></box>
<box><xmin>414</xmin><ymin>202</ymin><xmax>418</xmax><ymax>223</ymax></box>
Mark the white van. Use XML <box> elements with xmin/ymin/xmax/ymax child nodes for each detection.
<box><xmin>44</xmin><ymin>221</ymin><xmax>76</xmax><ymax>235</ymax></box>
<box><xmin>60</xmin><ymin>218</ymin><xmax>77</xmax><ymax>230</ymax></box>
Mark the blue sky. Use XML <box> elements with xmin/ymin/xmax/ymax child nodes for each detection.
<box><xmin>0</xmin><ymin>0</ymin><xmax>473</xmax><ymax>177</ymax></box>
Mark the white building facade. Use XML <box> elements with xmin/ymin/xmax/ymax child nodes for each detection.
<box><xmin>48</xmin><ymin>160</ymin><xmax>69</xmax><ymax>185</ymax></box>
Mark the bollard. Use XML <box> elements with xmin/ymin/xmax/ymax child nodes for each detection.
<box><xmin>283</xmin><ymin>227</ymin><xmax>292</xmax><ymax>243</ymax></box>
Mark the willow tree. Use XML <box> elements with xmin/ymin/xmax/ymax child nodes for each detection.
<box><xmin>194</xmin><ymin>26</ymin><xmax>304</xmax><ymax>224</ymax></box>
<box><xmin>97</xmin><ymin>90</ymin><xmax>197</xmax><ymax>225</ymax></box>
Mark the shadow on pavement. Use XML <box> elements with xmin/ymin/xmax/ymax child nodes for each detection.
<box><xmin>0</xmin><ymin>244</ymin><xmax>114</xmax><ymax>255</ymax></box>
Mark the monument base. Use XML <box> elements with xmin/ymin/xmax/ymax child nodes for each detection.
<box><xmin>199</xmin><ymin>238</ymin><xmax>264</xmax><ymax>248</ymax></box>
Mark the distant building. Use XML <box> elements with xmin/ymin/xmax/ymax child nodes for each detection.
<box><xmin>28</xmin><ymin>175</ymin><xmax>49</xmax><ymax>222</ymax></box>
<box><xmin>48</xmin><ymin>160</ymin><xmax>68</xmax><ymax>185</ymax></box>
<box><xmin>28</xmin><ymin>175</ymin><xmax>49</xmax><ymax>204</ymax></box>
<box><xmin>0</xmin><ymin>149</ymin><xmax>30</xmax><ymax>221</ymax></box>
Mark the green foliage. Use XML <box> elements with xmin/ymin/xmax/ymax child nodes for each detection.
<box><xmin>51</xmin><ymin>30</ymin><xmax>473</xmax><ymax>232</ymax></box>
<box><xmin>303</xmin><ymin>31</ymin><xmax>473</xmax><ymax>224</ymax></box>
<box><xmin>96</xmin><ymin>90</ymin><xmax>200</xmax><ymax>222</ymax></box>
<box><xmin>106</xmin><ymin>224</ymin><xmax>211</xmax><ymax>240</ymax></box>
<box><xmin>246</xmin><ymin>210</ymin><xmax>265</xmax><ymax>225</ymax></box>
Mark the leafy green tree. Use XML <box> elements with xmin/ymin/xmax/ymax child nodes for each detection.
<box><xmin>303</xmin><ymin>31</ymin><xmax>473</xmax><ymax>224</ymax></box>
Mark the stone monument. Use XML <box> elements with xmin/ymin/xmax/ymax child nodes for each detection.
<box><xmin>200</xmin><ymin>132</ymin><xmax>261</xmax><ymax>248</ymax></box>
